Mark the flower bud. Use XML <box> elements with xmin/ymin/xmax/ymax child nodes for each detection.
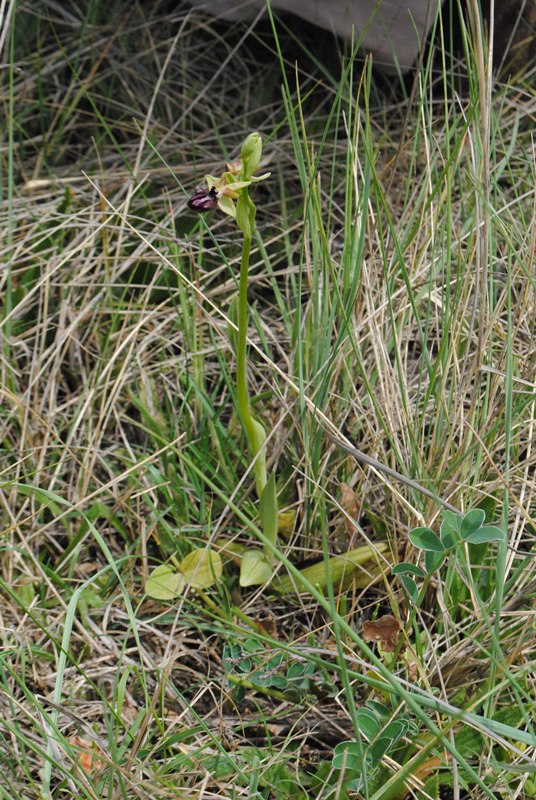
<box><xmin>241</xmin><ymin>132</ymin><xmax>262</xmax><ymax>179</ymax></box>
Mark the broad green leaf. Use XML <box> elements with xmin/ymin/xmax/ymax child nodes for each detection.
<box><xmin>441</xmin><ymin>510</ymin><xmax>462</xmax><ymax>535</ymax></box>
<box><xmin>227</xmin><ymin>294</ymin><xmax>239</xmax><ymax>354</ymax></box>
<box><xmin>356</xmin><ymin>708</ymin><xmax>381</xmax><ymax>739</ymax></box>
<box><xmin>332</xmin><ymin>741</ymin><xmax>363</xmax><ymax>773</ymax></box>
<box><xmin>278</xmin><ymin>509</ymin><xmax>296</xmax><ymax>538</ymax></box>
<box><xmin>14</xmin><ymin>579</ymin><xmax>36</xmax><ymax>607</ymax></box>
<box><xmin>425</xmin><ymin>549</ymin><xmax>446</xmax><ymax>573</ymax></box>
<box><xmin>366</xmin><ymin>701</ymin><xmax>390</xmax><ymax>719</ymax></box>
<box><xmin>260</xmin><ymin>472</ymin><xmax>278</xmax><ymax>546</ymax></box>
<box><xmin>368</xmin><ymin>737</ymin><xmax>392</xmax><ymax>761</ymax></box>
<box><xmin>440</xmin><ymin>516</ymin><xmax>459</xmax><ymax>549</ymax></box>
<box><xmin>243</xmin><ymin>638</ymin><xmax>261</xmax><ymax>653</ymax></box>
<box><xmin>454</xmin><ymin>724</ymin><xmax>484</xmax><ymax>758</ymax></box>
<box><xmin>400</xmin><ymin>575</ymin><xmax>419</xmax><ymax>601</ymax></box>
<box><xmin>271</xmin><ymin>542</ymin><xmax>389</xmax><ymax>594</ymax></box>
<box><xmin>476</xmin><ymin>497</ymin><xmax>497</xmax><ymax>523</ymax></box>
<box><xmin>266</xmin><ymin>654</ymin><xmax>285</xmax><ymax>671</ymax></box>
<box><xmin>236</xmin><ymin>657</ymin><xmax>254</xmax><ymax>673</ymax></box>
<box><xmin>239</xmin><ymin>550</ymin><xmax>273</xmax><ymax>587</ymax></box>
<box><xmin>145</xmin><ymin>565</ymin><xmax>185</xmax><ymax>600</ymax></box>
<box><xmin>180</xmin><ymin>548</ymin><xmax>222</xmax><ymax>589</ymax></box>
<box><xmin>250</xmin><ymin>416</ymin><xmax>267</xmax><ymax>453</ymax></box>
<box><xmin>462</xmin><ymin>525</ymin><xmax>506</xmax><ymax>544</ymax></box>
<box><xmin>287</xmin><ymin>662</ymin><xmax>308</xmax><ymax>680</ymax></box>
<box><xmin>392</xmin><ymin>563</ymin><xmax>425</xmax><ymax>578</ymax></box>
<box><xmin>265</xmin><ymin>675</ymin><xmax>287</xmax><ymax>690</ymax></box>
<box><xmin>409</xmin><ymin>527</ymin><xmax>445</xmax><ymax>552</ymax></box>
<box><xmin>460</xmin><ymin>509</ymin><xmax>486</xmax><ymax>538</ymax></box>
<box><xmin>382</xmin><ymin>719</ymin><xmax>408</xmax><ymax>744</ymax></box>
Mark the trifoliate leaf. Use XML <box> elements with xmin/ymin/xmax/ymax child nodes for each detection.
<box><xmin>409</xmin><ymin>527</ymin><xmax>445</xmax><ymax>552</ymax></box>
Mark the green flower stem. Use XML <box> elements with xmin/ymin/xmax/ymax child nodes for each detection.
<box><xmin>236</xmin><ymin>199</ymin><xmax>267</xmax><ymax>499</ymax></box>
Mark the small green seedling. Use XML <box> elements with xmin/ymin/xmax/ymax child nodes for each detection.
<box><xmin>222</xmin><ymin>639</ymin><xmax>322</xmax><ymax>702</ymax></box>
<box><xmin>392</xmin><ymin>508</ymin><xmax>506</xmax><ymax>603</ymax></box>
<box><xmin>333</xmin><ymin>701</ymin><xmax>418</xmax><ymax>792</ymax></box>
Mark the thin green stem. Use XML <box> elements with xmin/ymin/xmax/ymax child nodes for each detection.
<box><xmin>236</xmin><ymin>232</ymin><xmax>252</xmax><ymax>427</ymax></box>
<box><xmin>235</xmin><ymin>206</ymin><xmax>267</xmax><ymax>497</ymax></box>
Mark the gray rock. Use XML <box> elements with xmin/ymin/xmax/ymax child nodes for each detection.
<box><xmin>186</xmin><ymin>0</ymin><xmax>440</xmax><ymax>72</ymax></box>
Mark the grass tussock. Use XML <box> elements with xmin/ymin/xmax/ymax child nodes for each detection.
<box><xmin>1</xmin><ymin>1</ymin><xmax>535</xmax><ymax>798</ymax></box>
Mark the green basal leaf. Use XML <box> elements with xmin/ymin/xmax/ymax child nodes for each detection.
<box><xmin>250</xmin><ymin>415</ymin><xmax>267</xmax><ymax>455</ymax></box>
<box><xmin>227</xmin><ymin>294</ymin><xmax>239</xmax><ymax>354</ymax></box>
<box><xmin>239</xmin><ymin>549</ymin><xmax>273</xmax><ymax>587</ymax></box>
<box><xmin>462</xmin><ymin>525</ymin><xmax>506</xmax><ymax>544</ymax></box>
<box><xmin>408</xmin><ymin>527</ymin><xmax>445</xmax><ymax>552</ymax></box>
<box><xmin>260</xmin><ymin>472</ymin><xmax>278</xmax><ymax>547</ymax></box>
<box><xmin>145</xmin><ymin>564</ymin><xmax>185</xmax><ymax>600</ymax></box>
<box><xmin>180</xmin><ymin>547</ymin><xmax>223</xmax><ymax>589</ymax></box>
<box><xmin>460</xmin><ymin>508</ymin><xmax>486</xmax><ymax>537</ymax></box>
<box><xmin>272</xmin><ymin>542</ymin><xmax>388</xmax><ymax>594</ymax></box>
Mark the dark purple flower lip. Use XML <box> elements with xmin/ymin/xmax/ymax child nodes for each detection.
<box><xmin>187</xmin><ymin>185</ymin><xmax>219</xmax><ymax>212</ymax></box>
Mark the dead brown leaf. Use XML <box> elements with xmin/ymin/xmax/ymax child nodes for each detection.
<box><xmin>362</xmin><ymin>615</ymin><xmax>403</xmax><ymax>652</ymax></box>
<box><xmin>70</xmin><ymin>736</ymin><xmax>105</xmax><ymax>774</ymax></box>
<box><xmin>340</xmin><ymin>482</ymin><xmax>360</xmax><ymax>535</ymax></box>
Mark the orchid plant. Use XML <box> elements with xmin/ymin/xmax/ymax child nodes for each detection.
<box><xmin>189</xmin><ymin>133</ymin><xmax>278</xmax><ymax>587</ymax></box>
<box><xmin>144</xmin><ymin>133</ymin><xmax>387</xmax><ymax>601</ymax></box>
<box><xmin>145</xmin><ymin>133</ymin><xmax>277</xmax><ymax>598</ymax></box>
